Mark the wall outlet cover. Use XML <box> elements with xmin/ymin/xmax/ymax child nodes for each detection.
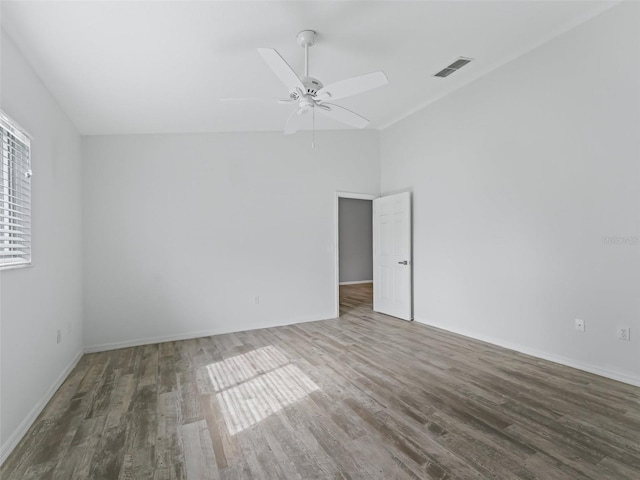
<box><xmin>617</xmin><ymin>326</ymin><xmax>630</xmax><ymax>341</ymax></box>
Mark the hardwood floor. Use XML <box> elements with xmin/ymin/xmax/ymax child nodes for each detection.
<box><xmin>2</xmin><ymin>283</ymin><xmax>639</xmax><ymax>479</ymax></box>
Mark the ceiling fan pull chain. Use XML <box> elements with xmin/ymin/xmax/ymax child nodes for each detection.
<box><xmin>312</xmin><ymin>107</ymin><xmax>315</xmax><ymax>149</ymax></box>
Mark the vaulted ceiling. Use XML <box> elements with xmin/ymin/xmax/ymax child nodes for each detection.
<box><xmin>1</xmin><ymin>1</ymin><xmax>613</xmax><ymax>135</ymax></box>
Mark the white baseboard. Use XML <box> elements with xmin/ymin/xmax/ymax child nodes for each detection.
<box><xmin>0</xmin><ymin>349</ymin><xmax>84</xmax><ymax>465</ymax></box>
<box><xmin>339</xmin><ymin>280</ymin><xmax>373</xmax><ymax>285</ymax></box>
<box><xmin>414</xmin><ymin>317</ymin><xmax>640</xmax><ymax>388</ymax></box>
<box><xmin>84</xmin><ymin>312</ymin><xmax>336</xmax><ymax>353</ymax></box>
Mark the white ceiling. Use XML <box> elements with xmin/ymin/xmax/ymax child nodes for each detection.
<box><xmin>1</xmin><ymin>1</ymin><xmax>613</xmax><ymax>135</ymax></box>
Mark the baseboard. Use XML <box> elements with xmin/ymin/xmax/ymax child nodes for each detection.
<box><xmin>414</xmin><ymin>317</ymin><xmax>640</xmax><ymax>388</ymax></box>
<box><xmin>0</xmin><ymin>349</ymin><xmax>84</xmax><ymax>465</ymax></box>
<box><xmin>84</xmin><ymin>312</ymin><xmax>336</xmax><ymax>353</ymax></box>
<box><xmin>339</xmin><ymin>280</ymin><xmax>373</xmax><ymax>285</ymax></box>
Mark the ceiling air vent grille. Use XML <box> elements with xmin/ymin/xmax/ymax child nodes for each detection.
<box><xmin>434</xmin><ymin>57</ymin><xmax>473</xmax><ymax>78</ymax></box>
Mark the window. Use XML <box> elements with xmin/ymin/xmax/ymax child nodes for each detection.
<box><xmin>1</xmin><ymin>111</ymin><xmax>32</xmax><ymax>270</ymax></box>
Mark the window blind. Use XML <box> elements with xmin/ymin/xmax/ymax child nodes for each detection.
<box><xmin>1</xmin><ymin>112</ymin><xmax>32</xmax><ymax>269</ymax></box>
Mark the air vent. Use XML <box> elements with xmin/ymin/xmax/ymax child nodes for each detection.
<box><xmin>434</xmin><ymin>57</ymin><xmax>473</xmax><ymax>78</ymax></box>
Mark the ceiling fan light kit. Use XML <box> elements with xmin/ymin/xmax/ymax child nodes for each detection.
<box><xmin>221</xmin><ymin>29</ymin><xmax>389</xmax><ymax>143</ymax></box>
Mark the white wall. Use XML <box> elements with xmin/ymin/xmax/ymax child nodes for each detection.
<box><xmin>339</xmin><ymin>198</ymin><xmax>373</xmax><ymax>283</ymax></box>
<box><xmin>0</xmin><ymin>31</ymin><xmax>84</xmax><ymax>458</ymax></box>
<box><xmin>82</xmin><ymin>131</ymin><xmax>379</xmax><ymax>350</ymax></box>
<box><xmin>381</xmin><ymin>2</ymin><xmax>640</xmax><ymax>385</ymax></box>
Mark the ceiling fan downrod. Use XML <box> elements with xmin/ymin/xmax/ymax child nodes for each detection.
<box><xmin>297</xmin><ymin>30</ymin><xmax>318</xmax><ymax>147</ymax></box>
<box><xmin>296</xmin><ymin>30</ymin><xmax>316</xmax><ymax>78</ymax></box>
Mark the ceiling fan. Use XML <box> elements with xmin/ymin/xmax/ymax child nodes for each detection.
<box><xmin>221</xmin><ymin>30</ymin><xmax>389</xmax><ymax>136</ymax></box>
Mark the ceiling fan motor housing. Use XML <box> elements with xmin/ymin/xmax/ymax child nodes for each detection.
<box><xmin>289</xmin><ymin>76</ymin><xmax>324</xmax><ymax>100</ymax></box>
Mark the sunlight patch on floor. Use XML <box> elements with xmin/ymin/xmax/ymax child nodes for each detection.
<box><xmin>207</xmin><ymin>345</ymin><xmax>319</xmax><ymax>435</ymax></box>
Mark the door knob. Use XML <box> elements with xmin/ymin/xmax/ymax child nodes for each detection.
<box><xmin>398</xmin><ymin>260</ymin><xmax>408</xmax><ymax>265</ymax></box>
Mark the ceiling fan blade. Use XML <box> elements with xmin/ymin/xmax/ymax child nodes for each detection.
<box><xmin>316</xmin><ymin>103</ymin><xmax>369</xmax><ymax>129</ymax></box>
<box><xmin>220</xmin><ymin>98</ymin><xmax>292</xmax><ymax>104</ymax></box>
<box><xmin>284</xmin><ymin>108</ymin><xmax>307</xmax><ymax>135</ymax></box>
<box><xmin>316</xmin><ymin>71</ymin><xmax>388</xmax><ymax>102</ymax></box>
<box><xmin>258</xmin><ymin>48</ymin><xmax>306</xmax><ymax>93</ymax></box>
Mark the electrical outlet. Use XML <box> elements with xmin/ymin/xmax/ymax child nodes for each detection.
<box><xmin>254</xmin><ymin>296</ymin><xmax>260</xmax><ymax>305</ymax></box>
<box><xmin>56</xmin><ymin>329</ymin><xmax>62</xmax><ymax>344</ymax></box>
<box><xmin>617</xmin><ymin>326</ymin><xmax>630</xmax><ymax>341</ymax></box>
<box><xmin>575</xmin><ymin>319</ymin><xmax>585</xmax><ymax>332</ymax></box>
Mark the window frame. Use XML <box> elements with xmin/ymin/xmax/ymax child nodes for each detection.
<box><xmin>1</xmin><ymin>111</ymin><xmax>33</xmax><ymax>271</ymax></box>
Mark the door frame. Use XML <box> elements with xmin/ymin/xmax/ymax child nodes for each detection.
<box><xmin>334</xmin><ymin>191</ymin><xmax>377</xmax><ymax>318</ymax></box>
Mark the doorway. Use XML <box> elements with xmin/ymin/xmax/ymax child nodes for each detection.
<box><xmin>335</xmin><ymin>192</ymin><xmax>376</xmax><ymax>317</ymax></box>
<box><xmin>334</xmin><ymin>191</ymin><xmax>413</xmax><ymax>321</ymax></box>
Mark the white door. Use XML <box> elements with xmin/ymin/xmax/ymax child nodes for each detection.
<box><xmin>373</xmin><ymin>192</ymin><xmax>412</xmax><ymax>320</ymax></box>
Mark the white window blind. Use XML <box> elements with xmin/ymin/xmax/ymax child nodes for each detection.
<box><xmin>1</xmin><ymin>111</ymin><xmax>32</xmax><ymax>270</ymax></box>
